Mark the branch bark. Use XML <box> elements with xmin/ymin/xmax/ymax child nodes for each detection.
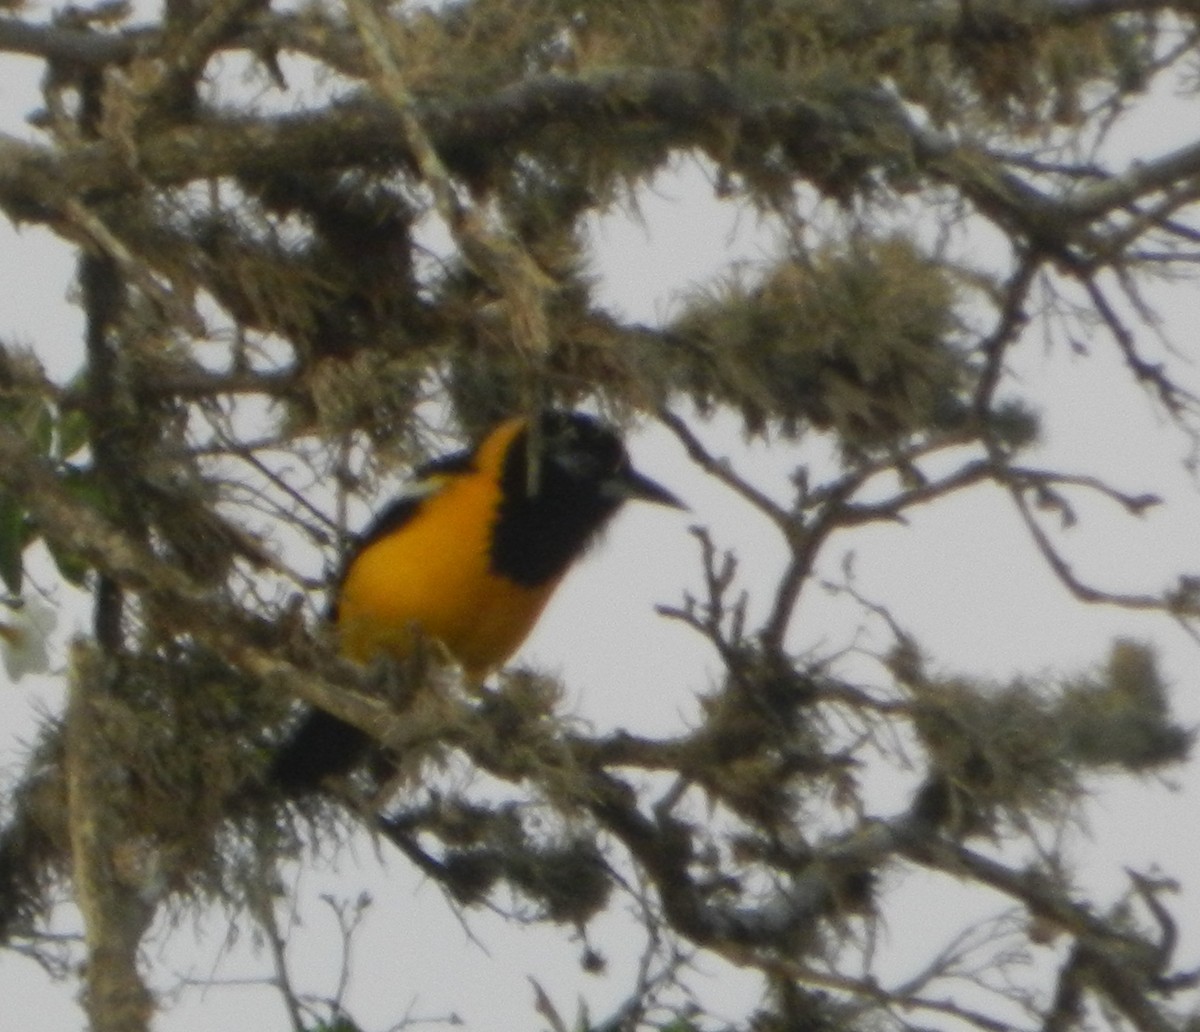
<box><xmin>65</xmin><ymin>646</ymin><xmax>155</xmax><ymax>1032</ymax></box>
<box><xmin>0</xmin><ymin>67</ymin><xmax>1194</xmax><ymax>260</ymax></box>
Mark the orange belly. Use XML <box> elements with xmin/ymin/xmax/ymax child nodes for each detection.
<box><xmin>335</xmin><ymin>426</ymin><xmax>557</xmax><ymax>680</ymax></box>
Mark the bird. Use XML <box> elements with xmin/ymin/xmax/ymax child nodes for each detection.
<box><xmin>269</xmin><ymin>409</ymin><xmax>684</xmax><ymax>793</ymax></box>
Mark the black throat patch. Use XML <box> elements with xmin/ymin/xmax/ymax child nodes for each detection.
<box><xmin>488</xmin><ymin>422</ymin><xmax>624</xmax><ymax>588</ymax></box>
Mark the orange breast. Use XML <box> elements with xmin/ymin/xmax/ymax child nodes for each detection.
<box><xmin>335</xmin><ymin>419</ymin><xmax>557</xmax><ymax>681</ymax></box>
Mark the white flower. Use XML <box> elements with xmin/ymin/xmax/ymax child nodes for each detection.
<box><xmin>0</xmin><ymin>594</ymin><xmax>58</xmax><ymax>682</ymax></box>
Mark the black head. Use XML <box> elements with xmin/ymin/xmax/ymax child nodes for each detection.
<box><xmin>489</xmin><ymin>411</ymin><xmax>683</xmax><ymax>587</ymax></box>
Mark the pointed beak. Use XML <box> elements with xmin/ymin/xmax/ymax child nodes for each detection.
<box><xmin>608</xmin><ymin>467</ymin><xmax>687</xmax><ymax>510</ymax></box>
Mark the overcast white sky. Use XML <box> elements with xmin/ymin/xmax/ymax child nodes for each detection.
<box><xmin>1</xmin><ymin>5</ymin><xmax>1198</xmax><ymax>1031</ymax></box>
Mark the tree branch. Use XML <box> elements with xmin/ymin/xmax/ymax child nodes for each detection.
<box><xmin>65</xmin><ymin>645</ymin><xmax>155</xmax><ymax>1032</ymax></box>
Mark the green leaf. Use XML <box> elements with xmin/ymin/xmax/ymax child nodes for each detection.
<box><xmin>57</xmin><ymin>409</ymin><xmax>91</xmax><ymax>460</ymax></box>
<box><xmin>44</xmin><ymin>534</ymin><xmax>91</xmax><ymax>587</ymax></box>
<box><xmin>29</xmin><ymin>400</ymin><xmax>55</xmax><ymax>457</ymax></box>
<box><xmin>0</xmin><ymin>491</ymin><xmax>25</xmax><ymax>593</ymax></box>
<box><xmin>61</xmin><ymin>464</ymin><xmax>115</xmax><ymax>517</ymax></box>
<box><xmin>39</xmin><ymin>467</ymin><xmax>108</xmax><ymax>586</ymax></box>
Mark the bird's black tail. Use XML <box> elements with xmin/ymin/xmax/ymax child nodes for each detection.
<box><xmin>268</xmin><ymin>709</ymin><xmax>374</xmax><ymax>795</ymax></box>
